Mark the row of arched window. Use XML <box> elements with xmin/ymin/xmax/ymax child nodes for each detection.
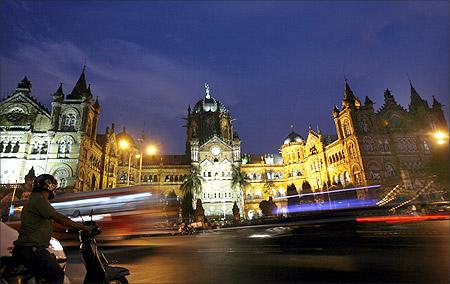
<box><xmin>328</xmin><ymin>150</ymin><xmax>345</xmax><ymax>165</ymax></box>
<box><xmin>286</xmin><ymin>150</ymin><xmax>302</xmax><ymax>164</ymax></box>
<box><xmin>0</xmin><ymin>141</ymin><xmax>20</xmax><ymax>153</ymax></box>
<box><xmin>203</xmin><ymin>192</ymin><xmax>233</xmax><ymax>200</ymax></box>
<box><xmin>31</xmin><ymin>141</ymin><xmax>48</xmax><ymax>154</ymax></box>
<box><xmin>203</xmin><ymin>171</ymin><xmax>231</xmax><ymax>178</ymax></box>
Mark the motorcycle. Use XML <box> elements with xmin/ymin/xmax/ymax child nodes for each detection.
<box><xmin>0</xmin><ymin>221</ymin><xmax>69</xmax><ymax>283</ymax></box>
<box><xmin>73</xmin><ymin>209</ymin><xmax>130</xmax><ymax>284</ymax></box>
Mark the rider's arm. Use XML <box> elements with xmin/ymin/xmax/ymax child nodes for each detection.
<box><xmin>50</xmin><ymin>210</ymin><xmax>90</xmax><ymax>232</ymax></box>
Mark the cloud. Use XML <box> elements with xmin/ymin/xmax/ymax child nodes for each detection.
<box><xmin>0</xmin><ymin>39</ymin><xmax>234</xmax><ymax>152</ymax></box>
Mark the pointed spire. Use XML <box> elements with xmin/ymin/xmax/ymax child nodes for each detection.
<box><xmin>52</xmin><ymin>83</ymin><xmax>64</xmax><ymax>102</ymax></box>
<box><xmin>317</xmin><ymin>125</ymin><xmax>321</xmax><ymax>134</ymax></box>
<box><xmin>364</xmin><ymin>96</ymin><xmax>374</xmax><ymax>106</ymax></box>
<box><xmin>342</xmin><ymin>79</ymin><xmax>357</xmax><ymax>108</ymax></box>
<box><xmin>344</xmin><ymin>79</ymin><xmax>356</xmax><ymax>101</ymax></box>
<box><xmin>68</xmin><ymin>66</ymin><xmax>88</xmax><ymax>99</ymax></box>
<box><xmin>93</xmin><ymin>96</ymin><xmax>100</xmax><ymax>109</ymax></box>
<box><xmin>16</xmin><ymin>76</ymin><xmax>32</xmax><ymax>91</ymax></box>
<box><xmin>409</xmin><ymin>80</ymin><xmax>428</xmax><ymax>111</ymax></box>
<box><xmin>187</xmin><ymin>104</ymin><xmax>191</xmax><ymax>115</ymax></box>
<box><xmin>432</xmin><ymin>96</ymin><xmax>442</xmax><ymax>109</ymax></box>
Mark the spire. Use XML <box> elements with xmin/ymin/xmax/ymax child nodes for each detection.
<box><xmin>67</xmin><ymin>66</ymin><xmax>88</xmax><ymax>99</ymax></box>
<box><xmin>384</xmin><ymin>88</ymin><xmax>395</xmax><ymax>103</ymax></box>
<box><xmin>205</xmin><ymin>83</ymin><xmax>211</xmax><ymax>99</ymax></box>
<box><xmin>93</xmin><ymin>96</ymin><xmax>100</xmax><ymax>110</ymax></box>
<box><xmin>16</xmin><ymin>76</ymin><xmax>32</xmax><ymax>91</ymax></box>
<box><xmin>432</xmin><ymin>96</ymin><xmax>442</xmax><ymax>110</ymax></box>
<box><xmin>409</xmin><ymin>80</ymin><xmax>428</xmax><ymax>111</ymax></box>
<box><xmin>344</xmin><ymin>79</ymin><xmax>356</xmax><ymax>101</ymax></box>
<box><xmin>364</xmin><ymin>96</ymin><xmax>374</xmax><ymax>107</ymax></box>
<box><xmin>52</xmin><ymin>83</ymin><xmax>64</xmax><ymax>102</ymax></box>
<box><xmin>187</xmin><ymin>104</ymin><xmax>191</xmax><ymax>115</ymax></box>
<box><xmin>342</xmin><ymin>79</ymin><xmax>357</xmax><ymax>108</ymax></box>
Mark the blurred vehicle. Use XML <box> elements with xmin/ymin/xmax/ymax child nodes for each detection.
<box><xmin>4</xmin><ymin>186</ymin><xmax>178</xmax><ymax>240</ymax></box>
<box><xmin>0</xmin><ymin>222</ymin><xmax>68</xmax><ymax>283</ymax></box>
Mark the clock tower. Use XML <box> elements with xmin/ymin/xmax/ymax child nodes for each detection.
<box><xmin>186</xmin><ymin>84</ymin><xmax>243</xmax><ymax>218</ymax></box>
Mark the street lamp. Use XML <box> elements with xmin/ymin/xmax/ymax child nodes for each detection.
<box><xmin>434</xmin><ymin>131</ymin><xmax>448</xmax><ymax>145</ymax></box>
<box><xmin>118</xmin><ymin>139</ymin><xmax>132</xmax><ymax>186</ymax></box>
<box><xmin>136</xmin><ymin>145</ymin><xmax>158</xmax><ymax>185</ymax></box>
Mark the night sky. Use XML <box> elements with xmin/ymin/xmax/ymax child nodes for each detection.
<box><xmin>0</xmin><ymin>1</ymin><xmax>448</xmax><ymax>154</ymax></box>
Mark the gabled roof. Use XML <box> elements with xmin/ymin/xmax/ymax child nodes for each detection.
<box><xmin>0</xmin><ymin>86</ymin><xmax>51</xmax><ymax>117</ymax></box>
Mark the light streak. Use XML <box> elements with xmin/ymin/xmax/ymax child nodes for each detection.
<box><xmin>52</xmin><ymin>197</ymin><xmax>111</xmax><ymax>207</ymax></box>
<box><xmin>273</xmin><ymin>184</ymin><xmax>381</xmax><ymax>200</ymax></box>
<box><xmin>356</xmin><ymin>214</ymin><xmax>450</xmax><ymax>223</ymax></box>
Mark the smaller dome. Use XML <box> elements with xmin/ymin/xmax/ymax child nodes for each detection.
<box><xmin>283</xmin><ymin>131</ymin><xmax>304</xmax><ymax>145</ymax></box>
<box><xmin>116</xmin><ymin>128</ymin><xmax>136</xmax><ymax>147</ymax></box>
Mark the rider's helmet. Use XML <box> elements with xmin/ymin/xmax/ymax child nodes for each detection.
<box><xmin>32</xmin><ymin>174</ymin><xmax>58</xmax><ymax>200</ymax></box>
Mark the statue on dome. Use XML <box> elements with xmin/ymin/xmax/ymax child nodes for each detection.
<box><xmin>205</xmin><ymin>83</ymin><xmax>210</xmax><ymax>99</ymax></box>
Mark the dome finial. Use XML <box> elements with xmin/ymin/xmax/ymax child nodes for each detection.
<box><xmin>205</xmin><ymin>83</ymin><xmax>211</xmax><ymax>99</ymax></box>
<box><xmin>290</xmin><ymin>124</ymin><xmax>294</xmax><ymax>132</ymax></box>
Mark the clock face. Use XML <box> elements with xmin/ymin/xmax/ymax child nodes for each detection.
<box><xmin>210</xmin><ymin>146</ymin><xmax>221</xmax><ymax>156</ymax></box>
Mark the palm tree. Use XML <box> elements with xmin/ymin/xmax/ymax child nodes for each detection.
<box><xmin>180</xmin><ymin>168</ymin><xmax>204</xmax><ymax>221</ymax></box>
<box><xmin>231</xmin><ymin>165</ymin><xmax>249</xmax><ymax>190</ymax></box>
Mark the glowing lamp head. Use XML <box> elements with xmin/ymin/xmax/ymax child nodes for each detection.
<box><xmin>135</xmin><ymin>154</ymin><xmax>141</xmax><ymax>159</ymax></box>
<box><xmin>119</xmin><ymin>139</ymin><xmax>130</xmax><ymax>150</ymax></box>
<box><xmin>434</xmin><ymin>131</ymin><xmax>448</xmax><ymax>145</ymax></box>
<box><xmin>146</xmin><ymin>145</ymin><xmax>157</xmax><ymax>155</ymax></box>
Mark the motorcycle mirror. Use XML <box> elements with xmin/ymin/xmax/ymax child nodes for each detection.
<box><xmin>89</xmin><ymin>209</ymin><xmax>94</xmax><ymax>221</ymax></box>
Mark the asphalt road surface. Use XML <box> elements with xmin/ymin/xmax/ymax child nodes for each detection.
<box><xmin>64</xmin><ymin>219</ymin><xmax>449</xmax><ymax>283</ymax></box>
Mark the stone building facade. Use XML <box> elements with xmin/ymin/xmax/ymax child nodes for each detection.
<box><xmin>0</xmin><ymin>70</ymin><xmax>118</xmax><ymax>191</ymax></box>
<box><xmin>240</xmin><ymin>80</ymin><xmax>447</xmax><ymax>218</ymax></box>
<box><xmin>2</xmin><ymin>74</ymin><xmax>447</xmax><ymax>219</ymax></box>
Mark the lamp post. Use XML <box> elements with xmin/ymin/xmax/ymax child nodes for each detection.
<box><xmin>136</xmin><ymin>145</ymin><xmax>158</xmax><ymax>185</ymax></box>
<box><xmin>119</xmin><ymin>139</ymin><xmax>132</xmax><ymax>186</ymax></box>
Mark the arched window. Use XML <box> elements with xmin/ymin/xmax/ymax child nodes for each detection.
<box><xmin>5</xmin><ymin>141</ymin><xmax>12</xmax><ymax>153</ymax></box>
<box><xmin>343</xmin><ymin>120</ymin><xmax>352</xmax><ymax>137</ymax></box>
<box><xmin>344</xmin><ymin>171</ymin><xmax>350</xmax><ymax>184</ymax></box>
<box><xmin>12</xmin><ymin>141</ymin><xmax>20</xmax><ymax>153</ymax></box>
<box><xmin>0</xmin><ymin>141</ymin><xmax>4</xmax><ymax>153</ymax></box>
<box><xmin>62</xmin><ymin>112</ymin><xmax>77</xmax><ymax>131</ymax></box>
<box><xmin>58</xmin><ymin>136</ymin><xmax>74</xmax><ymax>158</ymax></box>
<box><xmin>54</xmin><ymin>168</ymin><xmax>70</xmax><ymax>188</ymax></box>
<box><xmin>385</xmin><ymin>164</ymin><xmax>396</xmax><ymax>177</ymax></box>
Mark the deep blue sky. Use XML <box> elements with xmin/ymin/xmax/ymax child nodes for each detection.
<box><xmin>0</xmin><ymin>1</ymin><xmax>448</xmax><ymax>154</ymax></box>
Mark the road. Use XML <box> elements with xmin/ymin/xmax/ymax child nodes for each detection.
<box><xmin>64</xmin><ymin>219</ymin><xmax>449</xmax><ymax>283</ymax></box>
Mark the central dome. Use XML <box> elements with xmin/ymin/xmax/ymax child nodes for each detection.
<box><xmin>192</xmin><ymin>83</ymin><xmax>228</xmax><ymax>114</ymax></box>
<box><xmin>283</xmin><ymin>130</ymin><xmax>304</xmax><ymax>145</ymax></box>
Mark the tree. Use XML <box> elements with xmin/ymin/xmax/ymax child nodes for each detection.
<box><xmin>286</xmin><ymin>183</ymin><xmax>299</xmax><ymax>211</ymax></box>
<box><xmin>180</xmin><ymin>168</ymin><xmax>204</xmax><ymax>221</ymax></box>
<box><xmin>231</xmin><ymin>165</ymin><xmax>249</xmax><ymax>190</ymax></box>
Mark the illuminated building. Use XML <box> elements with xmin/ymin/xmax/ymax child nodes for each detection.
<box><xmin>2</xmin><ymin>73</ymin><xmax>447</xmax><ymax>219</ymax></box>
<box><xmin>0</xmin><ymin>70</ymin><xmax>118</xmax><ymax>191</ymax></box>
<box><xmin>241</xmin><ymin>80</ymin><xmax>448</xmax><ymax>218</ymax></box>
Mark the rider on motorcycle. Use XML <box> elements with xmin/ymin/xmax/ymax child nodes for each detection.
<box><xmin>12</xmin><ymin>174</ymin><xmax>91</xmax><ymax>284</ymax></box>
